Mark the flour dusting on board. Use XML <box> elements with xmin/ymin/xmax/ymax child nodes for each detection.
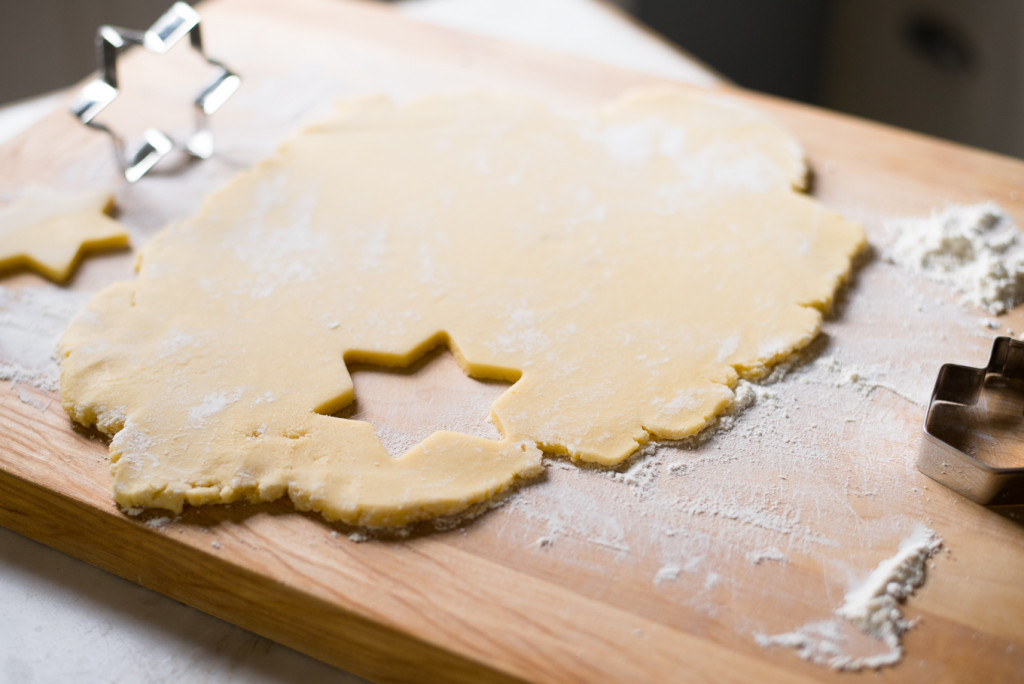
<box><xmin>885</xmin><ymin>203</ymin><xmax>1024</xmax><ymax>314</ymax></box>
<box><xmin>1</xmin><ymin>183</ymin><xmax>968</xmax><ymax>673</ymax></box>
<box><xmin>756</xmin><ymin>526</ymin><xmax>942</xmax><ymax>671</ymax></box>
<box><xmin>0</xmin><ymin>285</ymin><xmax>91</xmax><ymax>396</ymax></box>
<box><xmin>432</xmin><ymin>293</ymin><xmax>952</xmax><ymax>672</ymax></box>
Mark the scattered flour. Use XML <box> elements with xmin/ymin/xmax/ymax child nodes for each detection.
<box><xmin>807</xmin><ymin>354</ymin><xmax>918</xmax><ymax>404</ymax></box>
<box><xmin>188</xmin><ymin>389</ymin><xmax>244</xmax><ymax>427</ymax></box>
<box><xmin>756</xmin><ymin>526</ymin><xmax>942</xmax><ymax>671</ymax></box>
<box><xmin>144</xmin><ymin>516</ymin><xmax>174</xmax><ymax>530</ymax></box>
<box><xmin>654</xmin><ymin>563</ymin><xmax>681</xmax><ymax>585</ymax></box>
<box><xmin>885</xmin><ymin>203</ymin><xmax>1024</xmax><ymax>314</ymax></box>
<box><xmin>654</xmin><ymin>377</ymin><xmax>780</xmax><ymax>459</ymax></box>
<box><xmin>836</xmin><ymin>526</ymin><xmax>942</xmax><ymax>646</ymax></box>
<box><xmin>746</xmin><ymin>547</ymin><xmax>788</xmax><ymax>565</ymax></box>
<box><xmin>13</xmin><ymin>386</ymin><xmax>51</xmax><ymax>411</ymax></box>
<box><xmin>0</xmin><ymin>285</ymin><xmax>91</xmax><ymax>395</ymax></box>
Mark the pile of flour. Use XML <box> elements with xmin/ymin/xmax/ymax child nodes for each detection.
<box><xmin>756</xmin><ymin>526</ymin><xmax>942</xmax><ymax>671</ymax></box>
<box><xmin>885</xmin><ymin>203</ymin><xmax>1024</xmax><ymax>314</ymax></box>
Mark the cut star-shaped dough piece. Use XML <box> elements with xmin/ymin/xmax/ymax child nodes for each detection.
<box><xmin>0</xmin><ymin>187</ymin><xmax>129</xmax><ymax>282</ymax></box>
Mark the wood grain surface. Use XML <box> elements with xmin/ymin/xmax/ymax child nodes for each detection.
<box><xmin>2</xmin><ymin>0</ymin><xmax>1024</xmax><ymax>682</ymax></box>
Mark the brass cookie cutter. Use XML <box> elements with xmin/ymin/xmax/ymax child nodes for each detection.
<box><xmin>919</xmin><ymin>336</ymin><xmax>1024</xmax><ymax>504</ymax></box>
<box><xmin>69</xmin><ymin>2</ymin><xmax>240</xmax><ymax>182</ymax></box>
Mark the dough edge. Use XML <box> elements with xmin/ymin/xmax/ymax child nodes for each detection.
<box><xmin>58</xmin><ymin>87</ymin><xmax>867</xmax><ymax>527</ymax></box>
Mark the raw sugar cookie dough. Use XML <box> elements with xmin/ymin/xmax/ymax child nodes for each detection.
<box><xmin>0</xmin><ymin>188</ymin><xmax>128</xmax><ymax>282</ymax></box>
<box><xmin>59</xmin><ymin>89</ymin><xmax>866</xmax><ymax>526</ymax></box>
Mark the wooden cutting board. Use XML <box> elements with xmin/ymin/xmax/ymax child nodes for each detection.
<box><xmin>2</xmin><ymin>0</ymin><xmax>1024</xmax><ymax>681</ymax></box>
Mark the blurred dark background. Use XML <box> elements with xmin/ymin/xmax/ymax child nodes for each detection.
<box><xmin>1</xmin><ymin>0</ymin><xmax>1020</xmax><ymax>158</ymax></box>
<box><xmin>632</xmin><ymin>0</ymin><xmax>1023</xmax><ymax>158</ymax></box>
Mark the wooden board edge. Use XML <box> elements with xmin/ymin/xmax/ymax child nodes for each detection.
<box><xmin>0</xmin><ymin>465</ymin><xmax>526</xmax><ymax>684</ymax></box>
<box><xmin>0</xmin><ymin>385</ymin><xmax>827</xmax><ymax>684</ymax></box>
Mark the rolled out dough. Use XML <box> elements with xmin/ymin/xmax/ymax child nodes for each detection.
<box><xmin>59</xmin><ymin>90</ymin><xmax>865</xmax><ymax>526</ymax></box>
<box><xmin>0</xmin><ymin>188</ymin><xmax>129</xmax><ymax>282</ymax></box>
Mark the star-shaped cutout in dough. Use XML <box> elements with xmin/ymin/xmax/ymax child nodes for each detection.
<box><xmin>337</xmin><ymin>346</ymin><xmax>510</xmax><ymax>458</ymax></box>
<box><xmin>0</xmin><ymin>187</ymin><xmax>129</xmax><ymax>282</ymax></box>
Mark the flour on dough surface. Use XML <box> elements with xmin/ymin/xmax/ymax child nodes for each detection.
<box><xmin>59</xmin><ymin>89</ymin><xmax>865</xmax><ymax>526</ymax></box>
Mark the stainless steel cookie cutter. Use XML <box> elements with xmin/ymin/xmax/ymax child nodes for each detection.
<box><xmin>919</xmin><ymin>336</ymin><xmax>1024</xmax><ymax>505</ymax></box>
<box><xmin>69</xmin><ymin>2</ymin><xmax>240</xmax><ymax>182</ymax></box>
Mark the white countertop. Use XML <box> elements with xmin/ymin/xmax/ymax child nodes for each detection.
<box><xmin>0</xmin><ymin>1</ymin><xmax>716</xmax><ymax>681</ymax></box>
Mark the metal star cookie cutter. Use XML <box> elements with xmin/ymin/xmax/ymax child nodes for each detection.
<box><xmin>919</xmin><ymin>336</ymin><xmax>1024</xmax><ymax>505</ymax></box>
<box><xmin>69</xmin><ymin>2</ymin><xmax>240</xmax><ymax>183</ymax></box>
